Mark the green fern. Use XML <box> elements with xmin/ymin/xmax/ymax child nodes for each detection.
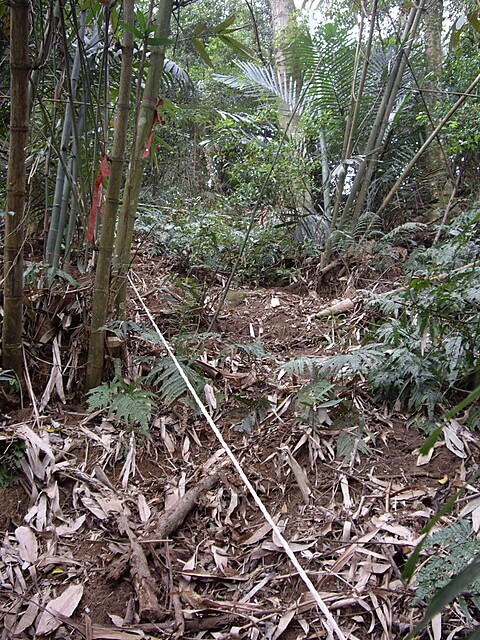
<box><xmin>413</xmin><ymin>520</ymin><xmax>480</xmax><ymax>617</ymax></box>
<box><xmin>280</xmin><ymin>346</ymin><xmax>382</xmax><ymax>380</ymax></box>
<box><xmin>224</xmin><ymin>341</ymin><xmax>269</xmax><ymax>360</ymax></box>
<box><xmin>353</xmin><ymin>211</ymin><xmax>382</xmax><ymax>239</ymax></box>
<box><xmin>86</xmin><ymin>376</ymin><xmax>155</xmax><ymax>433</ymax></box>
<box><xmin>280</xmin><ymin>356</ymin><xmax>326</xmax><ymax>378</ymax></box>
<box><xmin>144</xmin><ymin>356</ymin><xmax>206</xmax><ymax>407</ymax></box>
<box><xmin>336</xmin><ymin>427</ymin><xmax>371</xmax><ymax>463</ymax></box>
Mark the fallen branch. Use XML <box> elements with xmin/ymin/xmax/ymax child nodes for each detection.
<box><xmin>117</xmin><ymin>516</ymin><xmax>163</xmax><ymax>621</ymax></box>
<box><xmin>149</xmin><ymin>471</ymin><xmax>221</xmax><ymax>540</ymax></box>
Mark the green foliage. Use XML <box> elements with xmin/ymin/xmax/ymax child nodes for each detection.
<box><xmin>141</xmin><ymin>197</ymin><xmax>296</xmax><ymax>284</ymax></box>
<box><xmin>0</xmin><ymin>369</ymin><xmax>19</xmax><ymax>391</ymax></box>
<box><xmin>0</xmin><ymin>439</ymin><xmax>25</xmax><ymax>487</ymax></box>
<box><xmin>223</xmin><ymin>340</ymin><xmax>269</xmax><ymax>361</ymax></box>
<box><xmin>413</xmin><ymin>520</ymin><xmax>480</xmax><ymax>618</ymax></box>
<box><xmin>294</xmin><ymin>378</ymin><xmax>342</xmax><ymax>426</ymax></box>
<box><xmin>336</xmin><ymin>426</ymin><xmax>372</xmax><ymax>463</ymax></box>
<box><xmin>86</xmin><ymin>376</ymin><xmax>155</xmax><ymax>434</ymax></box>
<box><xmin>144</xmin><ymin>356</ymin><xmax>207</xmax><ymax>407</ymax></box>
<box><xmin>364</xmin><ymin>207</ymin><xmax>480</xmax><ymax>415</ymax></box>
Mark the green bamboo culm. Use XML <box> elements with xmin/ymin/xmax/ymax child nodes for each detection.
<box><xmin>85</xmin><ymin>0</ymin><xmax>135</xmax><ymax>391</ymax></box>
<box><xmin>112</xmin><ymin>0</ymin><xmax>174</xmax><ymax>319</ymax></box>
<box><xmin>2</xmin><ymin>0</ymin><xmax>31</xmax><ymax>378</ymax></box>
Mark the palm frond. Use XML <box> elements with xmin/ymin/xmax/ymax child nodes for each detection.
<box><xmin>163</xmin><ymin>58</ymin><xmax>192</xmax><ymax>90</ymax></box>
<box><xmin>214</xmin><ymin>61</ymin><xmax>301</xmax><ymax>111</ymax></box>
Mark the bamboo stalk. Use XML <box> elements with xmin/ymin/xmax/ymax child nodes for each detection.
<box><xmin>112</xmin><ymin>0</ymin><xmax>174</xmax><ymax>318</ymax></box>
<box><xmin>2</xmin><ymin>0</ymin><xmax>31</xmax><ymax>377</ymax></box>
<box><xmin>85</xmin><ymin>0</ymin><xmax>135</xmax><ymax>391</ymax></box>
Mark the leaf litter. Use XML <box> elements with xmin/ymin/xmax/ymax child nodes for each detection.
<box><xmin>1</xmin><ymin>263</ymin><xmax>479</xmax><ymax>639</ymax></box>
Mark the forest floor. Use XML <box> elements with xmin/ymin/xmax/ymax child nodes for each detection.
<box><xmin>0</xmin><ymin>246</ymin><xmax>478</xmax><ymax>640</ymax></box>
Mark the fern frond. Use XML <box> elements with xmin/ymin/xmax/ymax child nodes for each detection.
<box><xmin>145</xmin><ymin>356</ymin><xmax>206</xmax><ymax>406</ymax></box>
<box><xmin>379</xmin><ymin>222</ymin><xmax>426</xmax><ymax>243</ymax></box>
<box><xmin>225</xmin><ymin>341</ymin><xmax>269</xmax><ymax>360</ymax></box>
<box><xmin>353</xmin><ymin>211</ymin><xmax>381</xmax><ymax>239</ymax></box>
<box><xmin>280</xmin><ymin>345</ymin><xmax>381</xmax><ymax>380</ymax></box>
<box><xmin>279</xmin><ymin>356</ymin><xmax>326</xmax><ymax>378</ymax></box>
<box><xmin>86</xmin><ymin>376</ymin><xmax>155</xmax><ymax>433</ymax></box>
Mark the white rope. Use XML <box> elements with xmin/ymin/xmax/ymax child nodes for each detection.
<box><xmin>128</xmin><ymin>274</ymin><xmax>346</xmax><ymax>640</ymax></box>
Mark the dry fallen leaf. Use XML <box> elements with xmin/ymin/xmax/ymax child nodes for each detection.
<box><xmin>15</xmin><ymin>526</ymin><xmax>38</xmax><ymax>564</ymax></box>
<box><xmin>36</xmin><ymin>583</ymin><xmax>84</xmax><ymax>636</ymax></box>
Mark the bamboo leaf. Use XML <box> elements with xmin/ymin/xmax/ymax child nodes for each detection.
<box><xmin>212</xmin><ymin>15</ymin><xmax>236</xmax><ymax>33</ymax></box>
<box><xmin>194</xmin><ymin>22</ymin><xmax>207</xmax><ymax>36</ymax></box>
<box><xmin>217</xmin><ymin>34</ymin><xmax>255</xmax><ymax>59</ymax></box>
<box><xmin>119</xmin><ymin>21</ymin><xmax>143</xmax><ymax>38</ymax></box>
<box><xmin>191</xmin><ymin>37</ymin><xmax>213</xmax><ymax>68</ymax></box>
<box><xmin>467</xmin><ymin>10</ymin><xmax>480</xmax><ymax>33</ymax></box>
<box><xmin>136</xmin><ymin>9</ymin><xmax>147</xmax><ymax>33</ymax></box>
<box><xmin>444</xmin><ymin>384</ymin><xmax>480</xmax><ymax>419</ymax></box>
<box><xmin>147</xmin><ymin>37</ymin><xmax>172</xmax><ymax>46</ymax></box>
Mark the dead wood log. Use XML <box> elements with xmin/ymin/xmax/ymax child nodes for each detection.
<box><xmin>148</xmin><ymin>471</ymin><xmax>221</xmax><ymax>540</ymax></box>
<box><xmin>117</xmin><ymin>515</ymin><xmax>163</xmax><ymax>621</ymax></box>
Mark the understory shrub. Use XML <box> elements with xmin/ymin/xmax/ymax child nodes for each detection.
<box><xmin>138</xmin><ymin>198</ymin><xmax>296</xmax><ymax>283</ymax></box>
<box><xmin>413</xmin><ymin>520</ymin><xmax>480</xmax><ymax>621</ymax></box>
<box><xmin>364</xmin><ymin>206</ymin><xmax>480</xmax><ymax>417</ymax></box>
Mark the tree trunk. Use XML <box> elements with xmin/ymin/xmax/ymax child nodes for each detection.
<box><xmin>112</xmin><ymin>0</ymin><xmax>173</xmax><ymax>318</ymax></box>
<box><xmin>2</xmin><ymin>0</ymin><xmax>31</xmax><ymax>377</ymax></box>
<box><xmin>269</xmin><ymin>0</ymin><xmax>317</xmax><ymax>239</ymax></box>
<box><xmin>85</xmin><ymin>0</ymin><xmax>135</xmax><ymax>391</ymax></box>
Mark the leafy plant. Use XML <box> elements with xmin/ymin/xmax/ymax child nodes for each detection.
<box><xmin>0</xmin><ymin>438</ymin><xmax>25</xmax><ymax>487</ymax></box>
<box><xmin>413</xmin><ymin>520</ymin><xmax>480</xmax><ymax>618</ymax></box>
<box><xmin>86</xmin><ymin>376</ymin><xmax>155</xmax><ymax>434</ymax></box>
<box><xmin>364</xmin><ymin>206</ymin><xmax>480</xmax><ymax>415</ymax></box>
<box><xmin>143</xmin><ymin>198</ymin><xmax>295</xmax><ymax>284</ymax></box>
<box><xmin>294</xmin><ymin>378</ymin><xmax>342</xmax><ymax>426</ymax></box>
<box><xmin>144</xmin><ymin>355</ymin><xmax>207</xmax><ymax>407</ymax></box>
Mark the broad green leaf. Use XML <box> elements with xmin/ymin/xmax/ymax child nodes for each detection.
<box><xmin>444</xmin><ymin>384</ymin><xmax>480</xmax><ymax>419</ymax></box>
<box><xmin>191</xmin><ymin>37</ymin><xmax>213</xmax><ymax>68</ymax></box>
<box><xmin>467</xmin><ymin>10</ymin><xmax>480</xmax><ymax>32</ymax></box>
<box><xmin>136</xmin><ymin>9</ymin><xmax>147</xmax><ymax>33</ymax></box>
<box><xmin>193</xmin><ymin>22</ymin><xmax>207</xmax><ymax>36</ymax></box>
<box><xmin>212</xmin><ymin>15</ymin><xmax>236</xmax><ymax>34</ymax></box>
<box><xmin>406</xmin><ymin>557</ymin><xmax>480</xmax><ymax>639</ymax></box>
<box><xmin>402</xmin><ymin>491</ymin><xmax>461</xmax><ymax>582</ymax></box>
<box><xmin>217</xmin><ymin>34</ymin><xmax>255</xmax><ymax>59</ymax></box>
<box><xmin>419</xmin><ymin>427</ymin><xmax>442</xmax><ymax>455</ymax></box>
<box><xmin>119</xmin><ymin>21</ymin><xmax>143</xmax><ymax>39</ymax></box>
<box><xmin>146</xmin><ymin>37</ymin><xmax>172</xmax><ymax>46</ymax></box>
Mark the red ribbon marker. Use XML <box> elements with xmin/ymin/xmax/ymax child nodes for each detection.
<box><xmin>87</xmin><ymin>154</ymin><xmax>110</xmax><ymax>242</ymax></box>
<box><xmin>142</xmin><ymin>98</ymin><xmax>164</xmax><ymax>159</ymax></box>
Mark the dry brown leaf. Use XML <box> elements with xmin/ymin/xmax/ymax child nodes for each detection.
<box><xmin>283</xmin><ymin>448</ymin><xmax>311</xmax><ymax>504</ymax></box>
<box><xmin>90</xmin><ymin>625</ymin><xmax>146</xmax><ymax>639</ymax></box>
<box><xmin>444</xmin><ymin>420</ymin><xmax>467</xmax><ymax>459</ymax></box>
<box><xmin>15</xmin><ymin>526</ymin><xmax>38</xmax><ymax>565</ymax></box>
<box><xmin>241</xmin><ymin>521</ymin><xmax>273</xmax><ymax>545</ymax></box>
<box><xmin>204</xmin><ymin>384</ymin><xmax>217</xmax><ymax>412</ymax></box>
<box><xmin>13</xmin><ymin>594</ymin><xmax>40</xmax><ymax>635</ymax></box>
<box><xmin>35</xmin><ymin>583</ymin><xmax>84</xmax><ymax>636</ymax></box>
<box><xmin>137</xmin><ymin>494</ymin><xmax>151</xmax><ymax>523</ymax></box>
<box><xmin>272</xmin><ymin>609</ymin><xmax>295</xmax><ymax>640</ymax></box>
<box><xmin>119</xmin><ymin>434</ymin><xmax>136</xmax><ymax>489</ymax></box>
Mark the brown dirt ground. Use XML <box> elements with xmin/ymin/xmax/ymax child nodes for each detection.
<box><xmin>0</xmin><ymin>255</ymin><xmax>479</xmax><ymax>639</ymax></box>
